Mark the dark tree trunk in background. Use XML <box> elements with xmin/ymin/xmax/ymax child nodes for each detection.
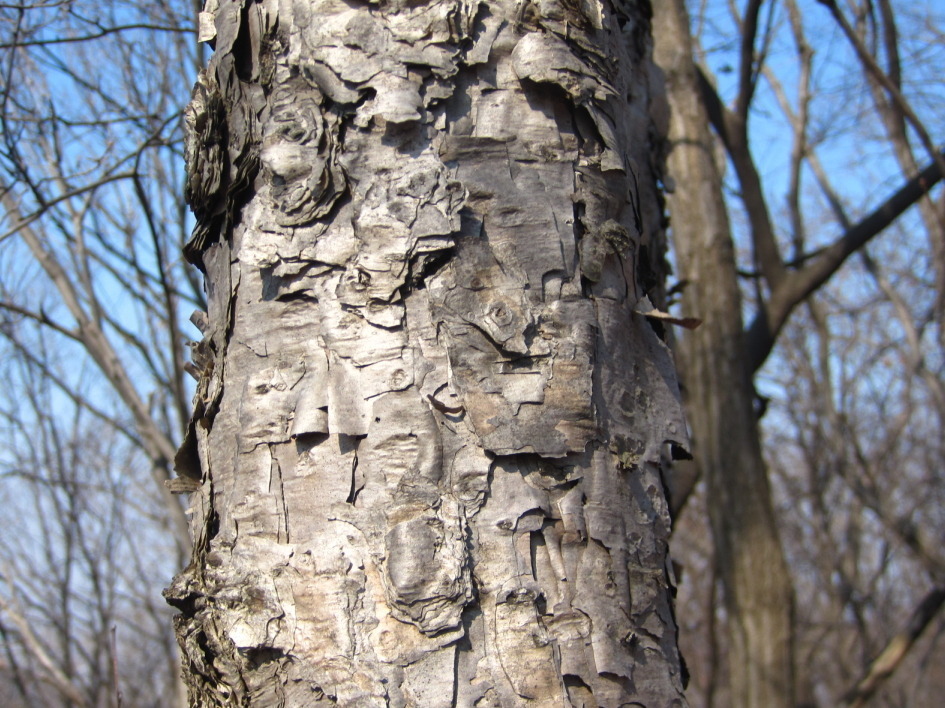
<box><xmin>166</xmin><ymin>0</ymin><xmax>689</xmax><ymax>705</ymax></box>
<box><xmin>653</xmin><ymin>2</ymin><xmax>796</xmax><ymax>707</ymax></box>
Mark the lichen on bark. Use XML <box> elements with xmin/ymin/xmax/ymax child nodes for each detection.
<box><xmin>166</xmin><ymin>0</ymin><xmax>689</xmax><ymax>705</ymax></box>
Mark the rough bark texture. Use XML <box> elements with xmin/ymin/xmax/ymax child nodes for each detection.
<box><xmin>166</xmin><ymin>1</ymin><xmax>688</xmax><ymax>705</ymax></box>
<box><xmin>652</xmin><ymin>2</ymin><xmax>795</xmax><ymax>706</ymax></box>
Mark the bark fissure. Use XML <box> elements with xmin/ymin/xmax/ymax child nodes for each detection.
<box><xmin>167</xmin><ymin>0</ymin><xmax>688</xmax><ymax>705</ymax></box>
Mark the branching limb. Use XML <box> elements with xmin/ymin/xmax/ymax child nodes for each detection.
<box><xmin>816</xmin><ymin>0</ymin><xmax>945</xmax><ymax>180</ymax></box>
<box><xmin>0</xmin><ymin>173</ymin><xmax>137</xmax><ymax>245</ymax></box>
<box><xmin>745</xmin><ymin>149</ymin><xmax>945</xmax><ymax>372</ymax></box>
<box><xmin>840</xmin><ymin>588</ymin><xmax>945</xmax><ymax>708</ymax></box>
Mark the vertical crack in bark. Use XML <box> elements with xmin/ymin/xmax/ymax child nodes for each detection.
<box><xmin>345</xmin><ymin>435</ymin><xmax>362</xmax><ymax>505</ymax></box>
<box><xmin>268</xmin><ymin>445</ymin><xmax>290</xmax><ymax>543</ymax></box>
<box><xmin>449</xmin><ymin>630</ymin><xmax>461</xmax><ymax>708</ymax></box>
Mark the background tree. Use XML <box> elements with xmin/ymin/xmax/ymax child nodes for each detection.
<box><xmin>656</xmin><ymin>0</ymin><xmax>945</xmax><ymax>705</ymax></box>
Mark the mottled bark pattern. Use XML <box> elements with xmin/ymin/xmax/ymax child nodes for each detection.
<box><xmin>168</xmin><ymin>0</ymin><xmax>688</xmax><ymax>705</ymax></box>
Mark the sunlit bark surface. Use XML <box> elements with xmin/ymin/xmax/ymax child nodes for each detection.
<box><xmin>166</xmin><ymin>1</ymin><xmax>688</xmax><ymax>705</ymax></box>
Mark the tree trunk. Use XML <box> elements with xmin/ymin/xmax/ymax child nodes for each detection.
<box><xmin>652</xmin><ymin>2</ymin><xmax>795</xmax><ymax>707</ymax></box>
<box><xmin>166</xmin><ymin>1</ymin><xmax>689</xmax><ymax>705</ymax></box>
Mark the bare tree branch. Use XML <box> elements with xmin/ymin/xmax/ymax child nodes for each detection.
<box><xmin>696</xmin><ymin>65</ymin><xmax>788</xmax><ymax>290</ymax></box>
<box><xmin>0</xmin><ymin>190</ymin><xmax>189</xmax><ymax>546</ymax></box>
<box><xmin>0</xmin><ymin>565</ymin><xmax>91</xmax><ymax>708</ymax></box>
<box><xmin>735</xmin><ymin>0</ymin><xmax>765</xmax><ymax>121</ymax></box>
<box><xmin>0</xmin><ymin>173</ymin><xmax>137</xmax><ymax>244</ymax></box>
<box><xmin>840</xmin><ymin>588</ymin><xmax>945</xmax><ymax>708</ymax></box>
<box><xmin>816</xmin><ymin>0</ymin><xmax>945</xmax><ymax>179</ymax></box>
<box><xmin>745</xmin><ymin>148</ymin><xmax>945</xmax><ymax>371</ymax></box>
<box><xmin>0</xmin><ymin>24</ymin><xmax>191</xmax><ymax>50</ymax></box>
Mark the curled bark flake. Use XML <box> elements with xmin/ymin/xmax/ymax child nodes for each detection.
<box><xmin>383</xmin><ymin>502</ymin><xmax>472</xmax><ymax>634</ymax></box>
<box><xmin>261</xmin><ymin>79</ymin><xmax>345</xmax><ymax>226</ymax></box>
<box><xmin>183</xmin><ymin>71</ymin><xmax>226</xmax><ymax>226</ymax></box>
<box><xmin>511</xmin><ymin>31</ymin><xmax>614</xmax><ymax>103</ymax></box>
<box><xmin>493</xmin><ymin>581</ymin><xmax>562</xmax><ymax>701</ymax></box>
<box><xmin>198</xmin><ymin>0</ymin><xmax>220</xmax><ymax>44</ymax></box>
<box><xmin>300</xmin><ymin>59</ymin><xmax>363</xmax><ymax>104</ymax></box>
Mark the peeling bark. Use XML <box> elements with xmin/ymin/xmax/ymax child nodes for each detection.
<box><xmin>167</xmin><ymin>1</ymin><xmax>688</xmax><ymax>705</ymax></box>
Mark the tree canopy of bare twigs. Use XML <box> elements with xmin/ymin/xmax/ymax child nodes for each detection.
<box><xmin>0</xmin><ymin>1</ymin><xmax>200</xmax><ymax>704</ymax></box>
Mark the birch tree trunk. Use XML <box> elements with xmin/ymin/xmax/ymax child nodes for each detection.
<box><xmin>165</xmin><ymin>1</ymin><xmax>689</xmax><ymax>705</ymax></box>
